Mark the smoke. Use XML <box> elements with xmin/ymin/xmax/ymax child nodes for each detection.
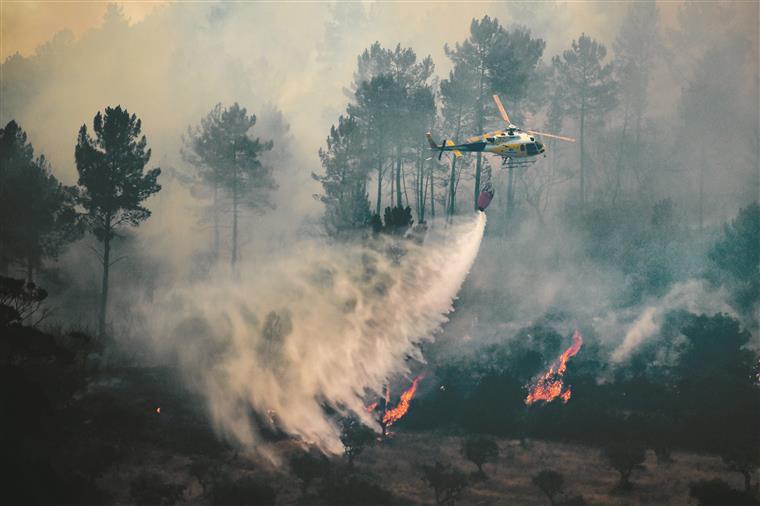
<box><xmin>610</xmin><ymin>279</ymin><xmax>735</xmax><ymax>363</ymax></box>
<box><xmin>141</xmin><ymin>213</ymin><xmax>486</xmax><ymax>456</ymax></box>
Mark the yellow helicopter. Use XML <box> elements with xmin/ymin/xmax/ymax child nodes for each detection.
<box><xmin>426</xmin><ymin>94</ymin><xmax>575</xmax><ymax>164</ymax></box>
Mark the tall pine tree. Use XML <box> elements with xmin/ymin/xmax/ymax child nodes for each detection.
<box><xmin>75</xmin><ymin>106</ymin><xmax>161</xmax><ymax>336</ymax></box>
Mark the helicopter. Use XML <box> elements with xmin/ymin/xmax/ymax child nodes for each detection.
<box><xmin>426</xmin><ymin>94</ymin><xmax>575</xmax><ymax>163</ymax></box>
<box><xmin>426</xmin><ymin>94</ymin><xmax>575</xmax><ymax>211</ymax></box>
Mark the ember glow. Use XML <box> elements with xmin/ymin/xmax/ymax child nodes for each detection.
<box><xmin>526</xmin><ymin>330</ymin><xmax>583</xmax><ymax>405</ymax></box>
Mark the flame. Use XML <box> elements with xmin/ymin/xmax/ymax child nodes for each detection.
<box><xmin>383</xmin><ymin>375</ymin><xmax>423</xmax><ymax>427</ymax></box>
<box><xmin>526</xmin><ymin>330</ymin><xmax>583</xmax><ymax>405</ymax></box>
<box><xmin>366</xmin><ymin>401</ymin><xmax>378</xmax><ymax>413</ymax></box>
<box><xmin>156</xmin><ymin>407</ymin><xmax>161</xmax><ymax>414</ymax></box>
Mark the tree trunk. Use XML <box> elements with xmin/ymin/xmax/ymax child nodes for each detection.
<box><xmin>743</xmin><ymin>470</ymin><xmax>751</xmax><ymax>492</ymax></box>
<box><xmin>231</xmin><ymin>179</ymin><xmax>238</xmax><ymax>271</ymax></box>
<box><xmin>612</xmin><ymin>110</ymin><xmax>630</xmax><ymax>205</ymax></box>
<box><xmin>395</xmin><ymin>149</ymin><xmax>402</xmax><ymax>208</ymax></box>
<box><xmin>474</xmin><ymin>153</ymin><xmax>483</xmax><ymax>211</ymax></box>
<box><xmin>448</xmin><ymin>157</ymin><xmax>458</xmax><ymax>217</ymax></box>
<box><xmin>699</xmin><ymin>144</ymin><xmax>705</xmax><ymax>232</ymax></box>
<box><xmin>448</xmin><ymin>108</ymin><xmax>463</xmax><ymax>218</ymax></box>
<box><xmin>376</xmin><ymin>160</ymin><xmax>383</xmax><ymax>216</ymax></box>
<box><xmin>579</xmin><ymin>98</ymin><xmax>586</xmax><ymax>208</ymax></box>
<box><xmin>429</xmin><ymin>162</ymin><xmax>435</xmax><ymax>219</ymax></box>
<box><xmin>98</xmin><ymin>232</ymin><xmax>111</xmax><ymax>338</ymax></box>
<box><xmin>506</xmin><ymin>163</ymin><xmax>515</xmax><ymax>226</ymax></box>
<box><xmin>213</xmin><ymin>183</ymin><xmax>220</xmax><ymax>260</ymax></box>
<box><xmin>474</xmin><ymin>62</ymin><xmax>485</xmax><ymax>211</ymax></box>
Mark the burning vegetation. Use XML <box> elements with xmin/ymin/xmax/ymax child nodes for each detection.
<box><xmin>367</xmin><ymin>375</ymin><xmax>424</xmax><ymax>435</ymax></box>
<box><xmin>525</xmin><ymin>330</ymin><xmax>583</xmax><ymax>405</ymax></box>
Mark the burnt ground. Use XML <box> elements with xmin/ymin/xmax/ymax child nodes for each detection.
<box><xmin>3</xmin><ymin>361</ymin><xmax>755</xmax><ymax>505</ymax></box>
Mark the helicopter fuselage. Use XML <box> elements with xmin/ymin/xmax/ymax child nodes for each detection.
<box><xmin>433</xmin><ymin>129</ymin><xmax>546</xmax><ymax>159</ymax></box>
<box><xmin>481</xmin><ymin>130</ymin><xmax>546</xmax><ymax>158</ymax></box>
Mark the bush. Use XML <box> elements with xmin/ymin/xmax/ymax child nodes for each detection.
<box><xmin>689</xmin><ymin>478</ymin><xmax>759</xmax><ymax>506</ymax></box>
<box><xmin>289</xmin><ymin>450</ymin><xmax>329</xmax><ymax>494</ymax></box>
<box><xmin>316</xmin><ymin>473</ymin><xmax>394</xmax><ymax>505</ymax></box>
<box><xmin>462</xmin><ymin>436</ymin><xmax>499</xmax><ymax>478</ymax></box>
<box><xmin>420</xmin><ymin>461</ymin><xmax>468</xmax><ymax>506</ymax></box>
<box><xmin>130</xmin><ymin>472</ymin><xmax>184</xmax><ymax>506</ymax></box>
<box><xmin>532</xmin><ymin>469</ymin><xmax>564</xmax><ymax>505</ymax></box>
<box><xmin>603</xmin><ymin>441</ymin><xmax>646</xmax><ymax>492</ymax></box>
<box><xmin>340</xmin><ymin>416</ymin><xmax>376</xmax><ymax>465</ymax></box>
<box><xmin>211</xmin><ymin>478</ymin><xmax>276</xmax><ymax>506</ymax></box>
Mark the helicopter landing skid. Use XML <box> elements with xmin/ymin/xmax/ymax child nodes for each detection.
<box><xmin>500</xmin><ymin>157</ymin><xmax>536</xmax><ymax>169</ymax></box>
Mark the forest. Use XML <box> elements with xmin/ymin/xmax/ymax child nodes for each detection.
<box><xmin>1</xmin><ymin>2</ymin><xmax>758</xmax><ymax>505</ymax></box>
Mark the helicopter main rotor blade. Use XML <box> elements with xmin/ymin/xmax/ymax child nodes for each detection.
<box><xmin>492</xmin><ymin>94</ymin><xmax>511</xmax><ymax>124</ymax></box>
<box><xmin>526</xmin><ymin>130</ymin><xmax>576</xmax><ymax>142</ymax></box>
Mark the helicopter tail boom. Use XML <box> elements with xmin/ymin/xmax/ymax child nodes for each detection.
<box><xmin>426</xmin><ymin>132</ymin><xmax>462</xmax><ymax>159</ymax></box>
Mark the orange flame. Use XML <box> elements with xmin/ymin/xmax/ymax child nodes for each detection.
<box><xmin>383</xmin><ymin>375</ymin><xmax>423</xmax><ymax>427</ymax></box>
<box><xmin>526</xmin><ymin>330</ymin><xmax>583</xmax><ymax>405</ymax></box>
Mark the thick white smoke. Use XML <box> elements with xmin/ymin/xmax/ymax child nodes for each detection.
<box><xmin>143</xmin><ymin>213</ymin><xmax>486</xmax><ymax>456</ymax></box>
<box><xmin>610</xmin><ymin>279</ymin><xmax>735</xmax><ymax>363</ymax></box>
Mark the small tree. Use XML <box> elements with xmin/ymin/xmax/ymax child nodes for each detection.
<box><xmin>721</xmin><ymin>445</ymin><xmax>760</xmax><ymax>493</ymax></box>
<box><xmin>603</xmin><ymin>441</ymin><xmax>646</xmax><ymax>492</ymax></box>
<box><xmin>462</xmin><ymin>436</ymin><xmax>499</xmax><ymax>478</ymax></box>
<box><xmin>689</xmin><ymin>478</ymin><xmax>759</xmax><ymax>506</ymax></box>
<box><xmin>420</xmin><ymin>461</ymin><xmax>469</xmax><ymax>506</ymax></box>
<box><xmin>289</xmin><ymin>450</ymin><xmax>328</xmax><ymax>495</ymax></box>
<box><xmin>532</xmin><ymin>469</ymin><xmax>565</xmax><ymax>506</ymax></box>
<box><xmin>75</xmin><ymin>106</ymin><xmax>161</xmax><ymax>336</ymax></box>
<box><xmin>708</xmin><ymin>203</ymin><xmax>760</xmax><ymax>315</ymax></box>
<box><xmin>371</xmin><ymin>205</ymin><xmax>414</xmax><ymax>235</ymax></box>
<box><xmin>339</xmin><ymin>416</ymin><xmax>376</xmax><ymax>466</ymax></box>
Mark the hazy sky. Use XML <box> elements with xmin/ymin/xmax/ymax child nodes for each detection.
<box><xmin>1</xmin><ymin>0</ymin><xmax>674</xmax><ymax>61</ymax></box>
<box><xmin>1</xmin><ymin>1</ymin><xmax>166</xmax><ymax>60</ymax></box>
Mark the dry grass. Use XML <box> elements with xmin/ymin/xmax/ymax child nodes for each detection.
<box><xmin>352</xmin><ymin>431</ymin><xmax>754</xmax><ymax>506</ymax></box>
<box><xmin>93</xmin><ymin>425</ymin><xmax>756</xmax><ymax>505</ymax></box>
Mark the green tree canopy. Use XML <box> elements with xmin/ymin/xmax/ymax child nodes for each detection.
<box><xmin>183</xmin><ymin>103</ymin><xmax>275</xmax><ymax>269</ymax></box>
<box><xmin>313</xmin><ymin>115</ymin><xmax>371</xmax><ymax>236</ymax></box>
<box><xmin>75</xmin><ymin>105</ymin><xmax>161</xmax><ymax>336</ymax></box>
<box><xmin>553</xmin><ymin>33</ymin><xmax>617</xmax><ymax>206</ymax></box>
<box><xmin>0</xmin><ymin>120</ymin><xmax>80</xmax><ymax>280</ymax></box>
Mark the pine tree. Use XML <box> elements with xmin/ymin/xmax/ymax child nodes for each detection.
<box><xmin>183</xmin><ymin>103</ymin><xmax>275</xmax><ymax>269</ymax></box>
<box><xmin>349</xmin><ymin>43</ymin><xmax>436</xmax><ymax>216</ymax></box>
<box><xmin>552</xmin><ymin>34</ymin><xmax>617</xmax><ymax>208</ymax></box>
<box><xmin>75</xmin><ymin>106</ymin><xmax>161</xmax><ymax>336</ymax></box>
<box><xmin>445</xmin><ymin>17</ymin><xmax>544</xmax><ymax>211</ymax></box>
<box><xmin>440</xmin><ymin>64</ymin><xmax>476</xmax><ymax>217</ymax></box>
<box><xmin>312</xmin><ymin>115</ymin><xmax>371</xmax><ymax>236</ymax></box>
<box><xmin>0</xmin><ymin>120</ymin><xmax>80</xmax><ymax>280</ymax></box>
